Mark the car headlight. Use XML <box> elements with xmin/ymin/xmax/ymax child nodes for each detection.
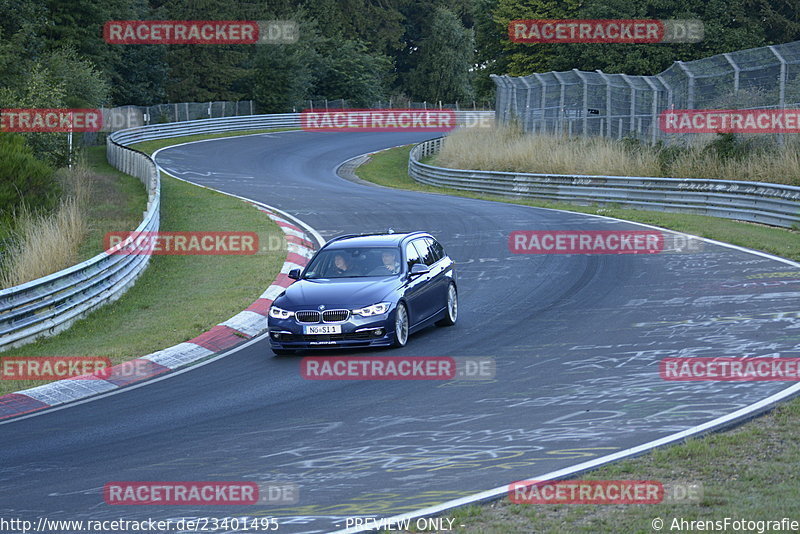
<box><xmin>352</xmin><ymin>302</ymin><xmax>390</xmax><ymax>316</ymax></box>
<box><xmin>269</xmin><ymin>306</ymin><xmax>295</xmax><ymax>319</ymax></box>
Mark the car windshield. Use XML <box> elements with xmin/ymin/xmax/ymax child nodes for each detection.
<box><xmin>303</xmin><ymin>247</ymin><xmax>402</xmax><ymax>279</ymax></box>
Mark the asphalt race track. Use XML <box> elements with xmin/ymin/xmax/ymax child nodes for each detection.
<box><xmin>2</xmin><ymin>130</ymin><xmax>799</xmax><ymax>533</ymax></box>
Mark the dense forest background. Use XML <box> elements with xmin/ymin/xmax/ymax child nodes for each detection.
<box><xmin>2</xmin><ymin>0</ymin><xmax>797</xmax><ymax>116</ymax></box>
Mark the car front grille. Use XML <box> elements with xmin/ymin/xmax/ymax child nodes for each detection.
<box><xmin>295</xmin><ymin>309</ymin><xmax>350</xmax><ymax>323</ymax></box>
<box><xmin>295</xmin><ymin>311</ymin><xmax>321</xmax><ymax>323</ymax></box>
<box><xmin>280</xmin><ymin>331</ymin><xmax>374</xmax><ymax>342</ymax></box>
<box><xmin>322</xmin><ymin>309</ymin><xmax>350</xmax><ymax>322</ymax></box>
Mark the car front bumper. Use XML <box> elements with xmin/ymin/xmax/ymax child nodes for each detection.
<box><xmin>267</xmin><ymin>314</ymin><xmax>395</xmax><ymax>350</ymax></box>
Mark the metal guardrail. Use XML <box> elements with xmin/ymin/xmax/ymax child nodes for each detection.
<box><xmin>409</xmin><ymin>137</ymin><xmax>800</xmax><ymax>228</ymax></box>
<box><xmin>0</xmin><ymin>112</ymin><xmax>495</xmax><ymax>351</ymax></box>
<box><xmin>0</xmin><ymin>139</ymin><xmax>160</xmax><ymax>351</ymax></box>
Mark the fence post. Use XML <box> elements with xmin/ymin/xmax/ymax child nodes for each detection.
<box><xmin>553</xmin><ymin>72</ymin><xmax>566</xmax><ymax>136</ymax></box>
<box><xmin>643</xmin><ymin>76</ymin><xmax>661</xmax><ymax>145</ymax></box>
<box><xmin>723</xmin><ymin>53</ymin><xmax>740</xmax><ymax>93</ymax></box>
<box><xmin>521</xmin><ymin>76</ymin><xmax>535</xmax><ymax>133</ymax></box>
<box><xmin>596</xmin><ymin>70</ymin><xmax>612</xmax><ymax>138</ymax></box>
<box><xmin>534</xmin><ymin>73</ymin><xmax>547</xmax><ymax>133</ymax></box>
<box><xmin>574</xmin><ymin>70</ymin><xmax>589</xmax><ymax>136</ymax></box>
<box><xmin>622</xmin><ymin>74</ymin><xmax>636</xmax><ymax>135</ymax></box>
<box><xmin>768</xmin><ymin>45</ymin><xmax>787</xmax><ymax>145</ymax></box>
<box><xmin>676</xmin><ymin>61</ymin><xmax>695</xmax><ymax>109</ymax></box>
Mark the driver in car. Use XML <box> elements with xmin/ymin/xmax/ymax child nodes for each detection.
<box><xmin>371</xmin><ymin>250</ymin><xmax>401</xmax><ymax>275</ymax></box>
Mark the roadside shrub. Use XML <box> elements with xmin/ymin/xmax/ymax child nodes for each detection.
<box><xmin>0</xmin><ymin>132</ymin><xmax>58</xmax><ymax>225</ymax></box>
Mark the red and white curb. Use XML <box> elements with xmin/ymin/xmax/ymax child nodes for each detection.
<box><xmin>0</xmin><ymin>204</ymin><xmax>318</xmax><ymax>421</ymax></box>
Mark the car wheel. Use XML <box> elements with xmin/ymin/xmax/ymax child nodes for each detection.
<box><xmin>392</xmin><ymin>302</ymin><xmax>409</xmax><ymax>347</ymax></box>
<box><xmin>272</xmin><ymin>348</ymin><xmax>295</xmax><ymax>356</ymax></box>
<box><xmin>436</xmin><ymin>283</ymin><xmax>458</xmax><ymax>327</ymax></box>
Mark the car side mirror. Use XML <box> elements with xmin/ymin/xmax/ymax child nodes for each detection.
<box><xmin>288</xmin><ymin>268</ymin><xmax>301</xmax><ymax>280</ymax></box>
<box><xmin>408</xmin><ymin>263</ymin><xmax>430</xmax><ymax>278</ymax></box>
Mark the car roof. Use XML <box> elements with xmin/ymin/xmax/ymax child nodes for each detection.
<box><xmin>324</xmin><ymin>232</ymin><xmax>429</xmax><ymax>249</ymax></box>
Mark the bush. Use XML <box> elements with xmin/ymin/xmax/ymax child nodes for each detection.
<box><xmin>0</xmin><ymin>132</ymin><xmax>58</xmax><ymax>224</ymax></box>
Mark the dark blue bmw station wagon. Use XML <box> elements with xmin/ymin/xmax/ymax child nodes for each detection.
<box><xmin>267</xmin><ymin>232</ymin><xmax>457</xmax><ymax>355</ymax></box>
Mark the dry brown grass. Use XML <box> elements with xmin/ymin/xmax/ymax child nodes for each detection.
<box><xmin>436</xmin><ymin>125</ymin><xmax>661</xmax><ymax>177</ymax></box>
<box><xmin>436</xmin><ymin>125</ymin><xmax>800</xmax><ymax>185</ymax></box>
<box><xmin>0</xmin><ymin>163</ymin><xmax>90</xmax><ymax>289</ymax></box>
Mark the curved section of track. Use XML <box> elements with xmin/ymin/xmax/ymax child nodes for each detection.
<box><xmin>1</xmin><ymin>130</ymin><xmax>799</xmax><ymax>533</ymax></box>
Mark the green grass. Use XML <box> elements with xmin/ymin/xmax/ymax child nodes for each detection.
<box><xmin>357</xmin><ymin>145</ymin><xmax>800</xmax><ymax>533</ymax></box>
<box><xmin>0</xmin><ymin>135</ymin><xmax>287</xmax><ymax>396</ymax></box>
<box><xmin>356</xmin><ymin>146</ymin><xmax>799</xmax><ymax>262</ymax></box>
<box><xmin>79</xmin><ymin>146</ymin><xmax>148</xmax><ymax>258</ymax></box>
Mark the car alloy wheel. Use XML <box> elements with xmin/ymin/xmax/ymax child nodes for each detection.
<box><xmin>393</xmin><ymin>303</ymin><xmax>409</xmax><ymax>347</ymax></box>
<box><xmin>436</xmin><ymin>283</ymin><xmax>458</xmax><ymax>326</ymax></box>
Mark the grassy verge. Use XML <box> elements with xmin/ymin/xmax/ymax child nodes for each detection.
<box><xmin>356</xmin><ymin>145</ymin><xmax>800</xmax><ymax>533</ymax></box>
<box><xmin>80</xmin><ymin>146</ymin><xmax>149</xmax><ymax>258</ymax></box>
<box><xmin>436</xmin><ymin>126</ymin><xmax>800</xmax><ymax>185</ymax></box>
<box><xmin>0</xmin><ymin>134</ymin><xmax>287</xmax><ymax>396</ymax></box>
<box><xmin>0</xmin><ymin>149</ymin><xmax>145</xmax><ymax>288</ymax></box>
<box><xmin>357</xmin><ymin>145</ymin><xmax>799</xmax><ymax>262</ymax></box>
<box><xmin>442</xmin><ymin>399</ymin><xmax>800</xmax><ymax>533</ymax></box>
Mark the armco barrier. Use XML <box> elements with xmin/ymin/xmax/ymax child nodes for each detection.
<box><xmin>409</xmin><ymin>137</ymin><xmax>800</xmax><ymax>228</ymax></box>
<box><xmin>0</xmin><ymin>112</ymin><xmax>493</xmax><ymax>352</ymax></box>
<box><xmin>0</xmin><ymin>141</ymin><xmax>159</xmax><ymax>352</ymax></box>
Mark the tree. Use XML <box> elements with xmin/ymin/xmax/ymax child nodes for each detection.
<box><xmin>0</xmin><ymin>62</ymin><xmax>70</xmax><ymax>166</ymax></box>
<box><xmin>313</xmin><ymin>39</ymin><xmax>393</xmax><ymax>106</ymax></box>
<box><xmin>40</xmin><ymin>47</ymin><xmax>110</xmax><ymax>108</ymax></box>
<box><xmin>251</xmin><ymin>14</ymin><xmax>321</xmax><ymax>112</ymax></box>
<box><xmin>406</xmin><ymin>6</ymin><xmax>474</xmax><ymax>102</ymax></box>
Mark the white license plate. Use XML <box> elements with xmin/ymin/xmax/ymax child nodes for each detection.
<box><xmin>304</xmin><ymin>324</ymin><xmax>342</xmax><ymax>335</ymax></box>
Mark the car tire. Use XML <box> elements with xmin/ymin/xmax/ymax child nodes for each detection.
<box><xmin>272</xmin><ymin>348</ymin><xmax>295</xmax><ymax>356</ymax></box>
<box><xmin>391</xmin><ymin>302</ymin><xmax>409</xmax><ymax>348</ymax></box>
<box><xmin>436</xmin><ymin>283</ymin><xmax>458</xmax><ymax>327</ymax></box>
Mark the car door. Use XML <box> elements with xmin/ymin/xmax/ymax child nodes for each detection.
<box><xmin>414</xmin><ymin>237</ymin><xmax>449</xmax><ymax>316</ymax></box>
<box><xmin>402</xmin><ymin>240</ymin><xmax>436</xmax><ymax>326</ymax></box>
<box><xmin>406</xmin><ymin>238</ymin><xmax>440</xmax><ymax>322</ymax></box>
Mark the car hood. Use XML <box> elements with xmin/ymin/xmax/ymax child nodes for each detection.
<box><xmin>277</xmin><ymin>277</ymin><xmax>400</xmax><ymax>309</ymax></box>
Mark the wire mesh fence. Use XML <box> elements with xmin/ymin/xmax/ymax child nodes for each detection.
<box><xmin>303</xmin><ymin>99</ymin><xmax>494</xmax><ymax>111</ymax></box>
<box><xmin>492</xmin><ymin>40</ymin><xmax>800</xmax><ymax>144</ymax></box>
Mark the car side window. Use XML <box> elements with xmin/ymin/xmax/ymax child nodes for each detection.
<box><xmin>405</xmin><ymin>241</ymin><xmax>421</xmax><ymax>271</ymax></box>
<box><xmin>429</xmin><ymin>238</ymin><xmax>445</xmax><ymax>263</ymax></box>
<box><xmin>412</xmin><ymin>238</ymin><xmax>435</xmax><ymax>266</ymax></box>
